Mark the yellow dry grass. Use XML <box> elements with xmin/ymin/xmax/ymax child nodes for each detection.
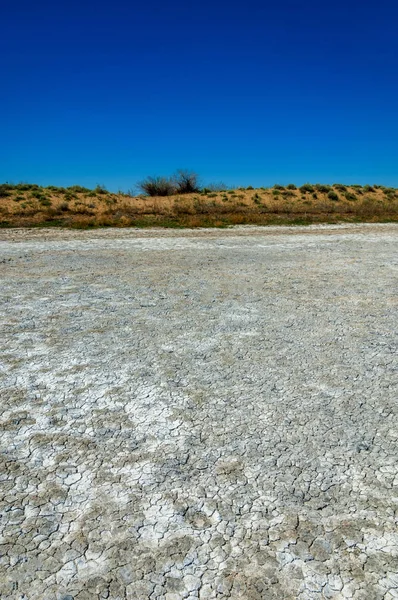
<box><xmin>1</xmin><ymin>184</ymin><xmax>397</xmax><ymax>228</ymax></box>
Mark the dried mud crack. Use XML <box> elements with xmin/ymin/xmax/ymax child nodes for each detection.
<box><xmin>0</xmin><ymin>224</ymin><xmax>397</xmax><ymax>599</ymax></box>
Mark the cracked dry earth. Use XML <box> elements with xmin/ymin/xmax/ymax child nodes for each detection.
<box><xmin>0</xmin><ymin>223</ymin><xmax>397</xmax><ymax>600</ymax></box>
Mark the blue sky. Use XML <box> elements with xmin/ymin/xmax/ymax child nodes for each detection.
<box><xmin>2</xmin><ymin>0</ymin><xmax>398</xmax><ymax>190</ymax></box>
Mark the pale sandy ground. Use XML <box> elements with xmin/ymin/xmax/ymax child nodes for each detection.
<box><xmin>1</xmin><ymin>224</ymin><xmax>397</xmax><ymax>599</ymax></box>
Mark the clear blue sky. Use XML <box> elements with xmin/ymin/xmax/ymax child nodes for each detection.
<box><xmin>2</xmin><ymin>0</ymin><xmax>398</xmax><ymax>190</ymax></box>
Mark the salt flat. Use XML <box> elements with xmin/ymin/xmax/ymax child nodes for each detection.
<box><xmin>0</xmin><ymin>224</ymin><xmax>397</xmax><ymax>600</ymax></box>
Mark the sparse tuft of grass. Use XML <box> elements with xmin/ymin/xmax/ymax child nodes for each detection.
<box><xmin>94</xmin><ymin>185</ymin><xmax>108</xmax><ymax>195</ymax></box>
<box><xmin>0</xmin><ymin>184</ymin><xmax>12</xmax><ymax>198</ymax></box>
<box><xmin>300</xmin><ymin>183</ymin><xmax>314</xmax><ymax>193</ymax></box>
<box><xmin>315</xmin><ymin>184</ymin><xmax>331</xmax><ymax>193</ymax></box>
<box><xmin>328</xmin><ymin>191</ymin><xmax>339</xmax><ymax>201</ymax></box>
<box><xmin>63</xmin><ymin>193</ymin><xmax>75</xmax><ymax>202</ymax></box>
<box><xmin>68</xmin><ymin>185</ymin><xmax>91</xmax><ymax>193</ymax></box>
<box><xmin>344</xmin><ymin>191</ymin><xmax>357</xmax><ymax>201</ymax></box>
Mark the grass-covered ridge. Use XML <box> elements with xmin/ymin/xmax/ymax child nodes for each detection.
<box><xmin>1</xmin><ymin>182</ymin><xmax>398</xmax><ymax>228</ymax></box>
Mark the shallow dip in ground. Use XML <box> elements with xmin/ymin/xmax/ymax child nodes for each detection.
<box><xmin>0</xmin><ymin>224</ymin><xmax>397</xmax><ymax>600</ymax></box>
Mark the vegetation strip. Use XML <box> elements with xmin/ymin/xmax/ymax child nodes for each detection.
<box><xmin>1</xmin><ymin>181</ymin><xmax>397</xmax><ymax>228</ymax></box>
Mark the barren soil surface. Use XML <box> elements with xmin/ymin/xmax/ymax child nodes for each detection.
<box><xmin>1</xmin><ymin>224</ymin><xmax>397</xmax><ymax>600</ymax></box>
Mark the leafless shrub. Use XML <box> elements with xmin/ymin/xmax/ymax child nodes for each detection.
<box><xmin>173</xmin><ymin>170</ymin><xmax>201</xmax><ymax>194</ymax></box>
<box><xmin>137</xmin><ymin>176</ymin><xmax>176</xmax><ymax>196</ymax></box>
